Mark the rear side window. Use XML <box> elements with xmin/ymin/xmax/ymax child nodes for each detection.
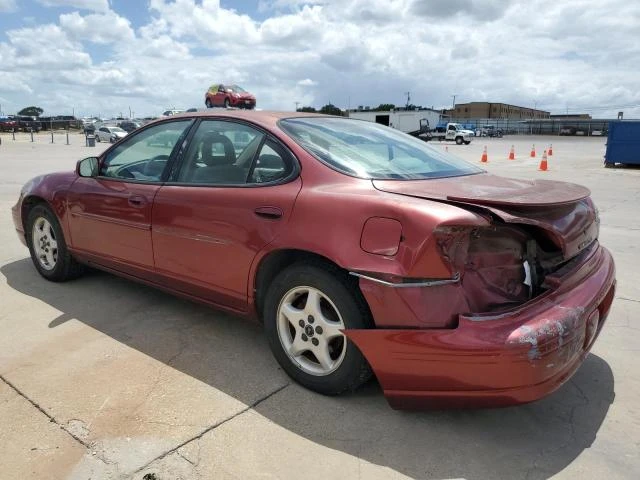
<box><xmin>175</xmin><ymin>120</ymin><xmax>294</xmax><ymax>186</ymax></box>
<box><xmin>248</xmin><ymin>141</ymin><xmax>290</xmax><ymax>184</ymax></box>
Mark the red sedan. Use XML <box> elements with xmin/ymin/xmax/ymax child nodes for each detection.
<box><xmin>205</xmin><ymin>84</ymin><xmax>256</xmax><ymax>109</ymax></box>
<box><xmin>12</xmin><ymin>111</ymin><xmax>615</xmax><ymax>409</ymax></box>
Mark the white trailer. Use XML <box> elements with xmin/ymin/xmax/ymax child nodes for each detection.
<box><xmin>348</xmin><ymin>109</ymin><xmax>441</xmax><ymax>135</ymax></box>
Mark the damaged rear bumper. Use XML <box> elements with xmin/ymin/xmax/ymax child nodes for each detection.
<box><xmin>345</xmin><ymin>244</ymin><xmax>616</xmax><ymax>409</ymax></box>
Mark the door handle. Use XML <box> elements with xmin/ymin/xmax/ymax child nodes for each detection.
<box><xmin>128</xmin><ymin>195</ymin><xmax>147</xmax><ymax>207</ymax></box>
<box><xmin>254</xmin><ymin>206</ymin><xmax>283</xmax><ymax>219</ymax></box>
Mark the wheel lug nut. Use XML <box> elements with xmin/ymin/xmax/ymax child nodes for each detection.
<box><xmin>301</xmin><ymin>334</ymin><xmax>308</xmax><ymax>342</ymax></box>
<box><xmin>308</xmin><ymin>315</ymin><xmax>314</xmax><ymax>324</ymax></box>
<box><xmin>315</xmin><ymin>326</ymin><xmax>323</xmax><ymax>334</ymax></box>
<box><xmin>311</xmin><ymin>338</ymin><xmax>319</xmax><ymax>346</ymax></box>
<box><xmin>298</xmin><ymin>320</ymin><xmax>305</xmax><ymax>327</ymax></box>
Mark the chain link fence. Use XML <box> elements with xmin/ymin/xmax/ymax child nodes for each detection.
<box><xmin>446</xmin><ymin>118</ymin><xmax>611</xmax><ymax>136</ymax></box>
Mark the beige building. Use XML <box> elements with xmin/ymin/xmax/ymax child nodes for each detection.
<box><xmin>446</xmin><ymin>102</ymin><xmax>550</xmax><ymax>119</ymax></box>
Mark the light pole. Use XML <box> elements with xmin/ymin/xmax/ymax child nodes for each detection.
<box><xmin>451</xmin><ymin>94</ymin><xmax>457</xmax><ymax>109</ymax></box>
<box><xmin>295</xmin><ymin>101</ymin><xmax>300</xmax><ymax>112</ymax></box>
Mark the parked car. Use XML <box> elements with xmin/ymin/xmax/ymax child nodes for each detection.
<box><xmin>95</xmin><ymin>126</ymin><xmax>127</xmax><ymax>143</ymax></box>
<box><xmin>205</xmin><ymin>84</ymin><xmax>256</xmax><ymax>109</ymax></box>
<box><xmin>0</xmin><ymin>117</ymin><xmax>18</xmax><ymax>132</ymax></box>
<box><xmin>481</xmin><ymin>125</ymin><xmax>504</xmax><ymax>137</ymax></box>
<box><xmin>12</xmin><ymin>111</ymin><xmax>616</xmax><ymax>410</ymax></box>
<box><xmin>161</xmin><ymin>109</ymin><xmax>185</xmax><ymax>117</ymax></box>
<box><xmin>12</xmin><ymin>115</ymin><xmax>42</xmax><ymax>132</ymax></box>
<box><xmin>117</xmin><ymin>121</ymin><xmax>141</xmax><ymax>133</ymax></box>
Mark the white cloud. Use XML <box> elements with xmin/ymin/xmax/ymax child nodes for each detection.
<box><xmin>0</xmin><ymin>0</ymin><xmax>638</xmax><ymax>119</ymax></box>
<box><xmin>0</xmin><ymin>0</ymin><xmax>17</xmax><ymax>12</ymax></box>
<box><xmin>36</xmin><ymin>0</ymin><xmax>109</xmax><ymax>12</ymax></box>
<box><xmin>60</xmin><ymin>11</ymin><xmax>135</xmax><ymax>44</ymax></box>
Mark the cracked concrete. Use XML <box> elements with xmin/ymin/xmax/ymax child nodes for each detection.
<box><xmin>0</xmin><ymin>134</ymin><xmax>639</xmax><ymax>479</ymax></box>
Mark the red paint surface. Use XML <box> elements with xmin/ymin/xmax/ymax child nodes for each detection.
<box><xmin>360</xmin><ymin>217</ymin><xmax>402</xmax><ymax>256</ymax></box>
<box><xmin>12</xmin><ymin>111</ymin><xmax>617</xmax><ymax>409</ymax></box>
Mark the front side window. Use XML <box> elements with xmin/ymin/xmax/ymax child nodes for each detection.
<box><xmin>100</xmin><ymin>120</ymin><xmax>191</xmax><ymax>181</ymax></box>
<box><xmin>279</xmin><ymin>117</ymin><xmax>482</xmax><ymax>180</ymax></box>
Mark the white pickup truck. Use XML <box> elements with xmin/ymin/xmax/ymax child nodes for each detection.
<box><xmin>423</xmin><ymin>123</ymin><xmax>474</xmax><ymax>144</ymax></box>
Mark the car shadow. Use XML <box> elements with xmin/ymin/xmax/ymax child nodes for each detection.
<box><xmin>1</xmin><ymin>259</ymin><xmax>615</xmax><ymax>480</ymax></box>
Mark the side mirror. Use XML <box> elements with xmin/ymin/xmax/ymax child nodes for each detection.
<box><xmin>77</xmin><ymin>157</ymin><xmax>99</xmax><ymax>178</ymax></box>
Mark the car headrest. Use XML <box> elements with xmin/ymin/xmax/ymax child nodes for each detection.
<box><xmin>200</xmin><ymin>133</ymin><xmax>236</xmax><ymax>166</ymax></box>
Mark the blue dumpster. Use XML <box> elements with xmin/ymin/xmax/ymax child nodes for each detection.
<box><xmin>604</xmin><ymin>121</ymin><xmax>640</xmax><ymax>166</ymax></box>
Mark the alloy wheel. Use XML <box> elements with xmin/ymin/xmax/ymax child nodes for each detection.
<box><xmin>32</xmin><ymin>217</ymin><xmax>58</xmax><ymax>271</ymax></box>
<box><xmin>276</xmin><ymin>286</ymin><xmax>347</xmax><ymax>376</ymax></box>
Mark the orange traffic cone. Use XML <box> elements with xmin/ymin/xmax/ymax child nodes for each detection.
<box><xmin>539</xmin><ymin>150</ymin><xmax>548</xmax><ymax>171</ymax></box>
<box><xmin>481</xmin><ymin>146</ymin><xmax>488</xmax><ymax>163</ymax></box>
<box><xmin>508</xmin><ymin>145</ymin><xmax>515</xmax><ymax>160</ymax></box>
<box><xmin>530</xmin><ymin>144</ymin><xmax>536</xmax><ymax>158</ymax></box>
<box><xmin>548</xmin><ymin>144</ymin><xmax>553</xmax><ymax>156</ymax></box>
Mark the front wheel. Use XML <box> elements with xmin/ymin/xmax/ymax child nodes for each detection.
<box><xmin>224</xmin><ymin>98</ymin><xmax>230</xmax><ymax>108</ymax></box>
<box><xmin>95</xmin><ymin>134</ymin><xmax>100</xmax><ymax>142</ymax></box>
<box><xmin>455</xmin><ymin>136</ymin><xmax>464</xmax><ymax>145</ymax></box>
<box><xmin>264</xmin><ymin>264</ymin><xmax>372</xmax><ymax>395</ymax></box>
<box><xmin>205</xmin><ymin>99</ymin><xmax>213</xmax><ymax>108</ymax></box>
<box><xmin>27</xmin><ymin>204</ymin><xmax>84</xmax><ymax>282</ymax></box>
<box><xmin>464</xmin><ymin>140</ymin><xmax>471</xmax><ymax>145</ymax></box>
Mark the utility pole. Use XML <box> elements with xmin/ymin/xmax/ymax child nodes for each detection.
<box><xmin>295</xmin><ymin>101</ymin><xmax>300</xmax><ymax>112</ymax></box>
<box><xmin>451</xmin><ymin>94</ymin><xmax>457</xmax><ymax>109</ymax></box>
<box><xmin>129</xmin><ymin>106</ymin><xmax>132</xmax><ymax>118</ymax></box>
<box><xmin>405</xmin><ymin>92</ymin><xmax>411</xmax><ymax>109</ymax></box>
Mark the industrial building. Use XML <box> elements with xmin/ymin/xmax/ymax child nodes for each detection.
<box><xmin>446</xmin><ymin>102</ymin><xmax>550</xmax><ymax>120</ymax></box>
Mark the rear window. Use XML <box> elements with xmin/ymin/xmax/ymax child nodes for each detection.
<box><xmin>279</xmin><ymin>117</ymin><xmax>483</xmax><ymax>180</ymax></box>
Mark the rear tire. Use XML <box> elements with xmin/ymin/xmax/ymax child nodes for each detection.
<box><xmin>264</xmin><ymin>263</ymin><xmax>372</xmax><ymax>395</ymax></box>
<box><xmin>26</xmin><ymin>204</ymin><xmax>84</xmax><ymax>282</ymax></box>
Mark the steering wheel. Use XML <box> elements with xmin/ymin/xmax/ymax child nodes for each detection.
<box><xmin>143</xmin><ymin>154</ymin><xmax>170</xmax><ymax>176</ymax></box>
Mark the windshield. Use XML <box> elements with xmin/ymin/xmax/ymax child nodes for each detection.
<box><xmin>279</xmin><ymin>117</ymin><xmax>483</xmax><ymax>180</ymax></box>
<box><xmin>111</xmin><ymin>127</ymin><xmax>126</xmax><ymax>133</ymax></box>
<box><xmin>230</xmin><ymin>85</ymin><xmax>246</xmax><ymax>93</ymax></box>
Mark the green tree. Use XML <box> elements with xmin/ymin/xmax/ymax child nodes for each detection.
<box><xmin>376</xmin><ymin>104</ymin><xmax>395</xmax><ymax>111</ymax></box>
<box><xmin>18</xmin><ymin>106</ymin><xmax>44</xmax><ymax>117</ymax></box>
<box><xmin>297</xmin><ymin>106</ymin><xmax>317</xmax><ymax>112</ymax></box>
<box><xmin>319</xmin><ymin>104</ymin><xmax>343</xmax><ymax>116</ymax></box>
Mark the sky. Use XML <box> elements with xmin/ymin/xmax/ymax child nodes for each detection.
<box><xmin>0</xmin><ymin>0</ymin><xmax>638</xmax><ymax>119</ymax></box>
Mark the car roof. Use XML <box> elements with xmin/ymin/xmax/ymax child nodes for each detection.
<box><xmin>146</xmin><ymin>110</ymin><xmax>339</xmax><ymax>129</ymax></box>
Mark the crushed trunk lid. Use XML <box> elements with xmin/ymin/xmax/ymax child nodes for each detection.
<box><xmin>373</xmin><ymin>174</ymin><xmax>598</xmax><ymax>261</ymax></box>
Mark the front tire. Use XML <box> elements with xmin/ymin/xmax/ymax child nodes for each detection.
<box><xmin>464</xmin><ymin>140</ymin><xmax>471</xmax><ymax>145</ymax></box>
<box><xmin>205</xmin><ymin>99</ymin><xmax>213</xmax><ymax>108</ymax></box>
<box><xmin>455</xmin><ymin>136</ymin><xmax>464</xmax><ymax>145</ymax></box>
<box><xmin>264</xmin><ymin>264</ymin><xmax>372</xmax><ymax>395</ymax></box>
<box><xmin>27</xmin><ymin>204</ymin><xmax>84</xmax><ymax>282</ymax></box>
<box><xmin>95</xmin><ymin>134</ymin><xmax>100</xmax><ymax>142</ymax></box>
<box><xmin>224</xmin><ymin>98</ymin><xmax>230</xmax><ymax>108</ymax></box>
